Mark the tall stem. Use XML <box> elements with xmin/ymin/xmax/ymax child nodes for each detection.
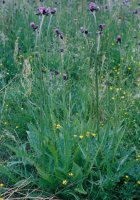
<box><xmin>47</xmin><ymin>14</ymin><xmax>53</xmax><ymax>36</ymax></box>
<box><xmin>35</xmin><ymin>15</ymin><xmax>45</xmax><ymax>48</ymax></box>
<box><xmin>92</xmin><ymin>11</ymin><xmax>97</xmax><ymax>26</ymax></box>
<box><xmin>39</xmin><ymin>15</ymin><xmax>45</xmax><ymax>37</ymax></box>
<box><xmin>96</xmin><ymin>33</ymin><xmax>101</xmax><ymax>138</ymax></box>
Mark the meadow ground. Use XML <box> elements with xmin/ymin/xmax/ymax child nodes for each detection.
<box><xmin>0</xmin><ymin>0</ymin><xmax>140</xmax><ymax>199</ymax></box>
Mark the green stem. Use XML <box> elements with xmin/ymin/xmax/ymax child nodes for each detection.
<box><xmin>92</xmin><ymin>11</ymin><xmax>97</xmax><ymax>26</ymax></box>
<box><xmin>39</xmin><ymin>15</ymin><xmax>45</xmax><ymax>37</ymax></box>
<box><xmin>47</xmin><ymin>14</ymin><xmax>53</xmax><ymax>36</ymax></box>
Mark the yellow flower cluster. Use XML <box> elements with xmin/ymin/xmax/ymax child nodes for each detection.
<box><xmin>62</xmin><ymin>179</ymin><xmax>67</xmax><ymax>185</ymax></box>
<box><xmin>136</xmin><ymin>155</ymin><xmax>140</xmax><ymax>161</ymax></box>
<box><xmin>79</xmin><ymin>132</ymin><xmax>97</xmax><ymax>139</ymax></box>
<box><xmin>68</xmin><ymin>172</ymin><xmax>74</xmax><ymax>177</ymax></box>
<box><xmin>55</xmin><ymin>124</ymin><xmax>62</xmax><ymax>129</ymax></box>
<box><xmin>124</xmin><ymin>175</ymin><xmax>129</xmax><ymax>184</ymax></box>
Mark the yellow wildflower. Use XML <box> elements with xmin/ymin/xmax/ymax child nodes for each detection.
<box><xmin>62</xmin><ymin>179</ymin><xmax>67</xmax><ymax>185</ymax></box>
<box><xmin>137</xmin><ymin>181</ymin><xmax>140</xmax><ymax>185</ymax></box>
<box><xmin>125</xmin><ymin>175</ymin><xmax>129</xmax><ymax>179</ymax></box>
<box><xmin>68</xmin><ymin>172</ymin><xmax>74</xmax><ymax>177</ymax></box>
<box><xmin>79</xmin><ymin>135</ymin><xmax>84</xmax><ymax>139</ymax></box>
<box><xmin>86</xmin><ymin>131</ymin><xmax>90</xmax><ymax>137</ymax></box>
<box><xmin>0</xmin><ymin>183</ymin><xmax>4</xmax><ymax>187</ymax></box>
<box><xmin>92</xmin><ymin>133</ymin><xmax>97</xmax><ymax>138</ymax></box>
<box><xmin>55</xmin><ymin>124</ymin><xmax>61</xmax><ymax>129</ymax></box>
<box><xmin>137</xmin><ymin>155</ymin><xmax>140</xmax><ymax>158</ymax></box>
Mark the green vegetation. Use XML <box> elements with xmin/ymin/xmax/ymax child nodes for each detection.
<box><xmin>0</xmin><ymin>0</ymin><xmax>140</xmax><ymax>199</ymax></box>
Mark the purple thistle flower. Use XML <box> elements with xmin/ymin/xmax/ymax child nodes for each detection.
<box><xmin>63</xmin><ymin>73</ymin><xmax>68</xmax><ymax>81</ymax></box>
<box><xmin>89</xmin><ymin>2</ymin><xmax>100</xmax><ymax>12</ymax></box>
<box><xmin>44</xmin><ymin>7</ymin><xmax>51</xmax><ymax>15</ymax></box>
<box><xmin>50</xmin><ymin>8</ymin><xmax>57</xmax><ymax>14</ymax></box>
<box><xmin>36</xmin><ymin>6</ymin><xmax>46</xmax><ymax>15</ymax></box>
<box><xmin>116</xmin><ymin>35</ymin><xmax>122</xmax><ymax>44</ymax></box>
<box><xmin>80</xmin><ymin>27</ymin><xmax>88</xmax><ymax>35</ymax></box>
<box><xmin>59</xmin><ymin>33</ymin><xmax>63</xmax><ymax>39</ymax></box>
<box><xmin>36</xmin><ymin>6</ymin><xmax>51</xmax><ymax>16</ymax></box>
<box><xmin>99</xmin><ymin>24</ymin><xmax>105</xmax><ymax>34</ymax></box>
<box><xmin>30</xmin><ymin>22</ymin><xmax>35</xmax><ymax>28</ymax></box>
<box><xmin>132</xmin><ymin>9</ymin><xmax>138</xmax><ymax>14</ymax></box>
<box><xmin>30</xmin><ymin>22</ymin><xmax>38</xmax><ymax>30</ymax></box>
<box><xmin>54</xmin><ymin>28</ymin><xmax>63</xmax><ymax>39</ymax></box>
<box><xmin>123</xmin><ymin>0</ymin><xmax>131</xmax><ymax>7</ymax></box>
<box><xmin>55</xmin><ymin>28</ymin><xmax>61</xmax><ymax>35</ymax></box>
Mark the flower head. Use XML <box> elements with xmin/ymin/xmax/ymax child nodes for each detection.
<box><xmin>36</xmin><ymin>6</ymin><xmax>50</xmax><ymax>16</ymax></box>
<box><xmin>36</xmin><ymin>6</ymin><xmax>46</xmax><ymax>15</ymax></box>
<box><xmin>55</xmin><ymin>124</ymin><xmax>61</xmax><ymax>129</ymax></box>
<box><xmin>99</xmin><ymin>24</ymin><xmax>105</xmax><ymax>34</ymax></box>
<box><xmin>137</xmin><ymin>181</ymin><xmax>140</xmax><ymax>185</ymax></box>
<box><xmin>80</xmin><ymin>27</ymin><xmax>88</xmax><ymax>35</ymax></box>
<box><xmin>116</xmin><ymin>35</ymin><xmax>122</xmax><ymax>44</ymax></box>
<box><xmin>50</xmin><ymin>8</ymin><xmax>57</xmax><ymax>14</ymax></box>
<box><xmin>132</xmin><ymin>9</ymin><xmax>138</xmax><ymax>14</ymax></box>
<box><xmin>30</xmin><ymin>22</ymin><xmax>38</xmax><ymax>31</ymax></box>
<box><xmin>63</xmin><ymin>73</ymin><xmax>68</xmax><ymax>80</ymax></box>
<box><xmin>79</xmin><ymin>135</ymin><xmax>84</xmax><ymax>139</ymax></box>
<box><xmin>123</xmin><ymin>0</ymin><xmax>131</xmax><ymax>7</ymax></box>
<box><xmin>54</xmin><ymin>28</ymin><xmax>63</xmax><ymax>39</ymax></box>
<box><xmin>89</xmin><ymin>2</ymin><xmax>100</xmax><ymax>12</ymax></box>
<box><xmin>68</xmin><ymin>172</ymin><xmax>74</xmax><ymax>176</ymax></box>
<box><xmin>86</xmin><ymin>131</ymin><xmax>90</xmax><ymax>137</ymax></box>
<box><xmin>62</xmin><ymin>179</ymin><xmax>68</xmax><ymax>185</ymax></box>
<box><xmin>92</xmin><ymin>133</ymin><xmax>97</xmax><ymax>138</ymax></box>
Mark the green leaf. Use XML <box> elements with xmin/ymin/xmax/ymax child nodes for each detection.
<box><xmin>0</xmin><ymin>164</ymin><xmax>18</xmax><ymax>183</ymax></box>
<box><xmin>47</xmin><ymin>143</ymin><xmax>58</xmax><ymax>165</ymax></box>
<box><xmin>75</xmin><ymin>183</ymin><xmax>87</xmax><ymax>195</ymax></box>
<box><xmin>35</xmin><ymin>165</ymin><xmax>54</xmax><ymax>185</ymax></box>
<box><xmin>72</xmin><ymin>163</ymin><xmax>83</xmax><ymax>181</ymax></box>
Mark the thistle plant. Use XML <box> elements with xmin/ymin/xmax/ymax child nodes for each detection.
<box><xmin>0</xmin><ymin>0</ymin><xmax>140</xmax><ymax>199</ymax></box>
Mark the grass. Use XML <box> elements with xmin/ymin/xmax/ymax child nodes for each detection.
<box><xmin>0</xmin><ymin>0</ymin><xmax>140</xmax><ymax>199</ymax></box>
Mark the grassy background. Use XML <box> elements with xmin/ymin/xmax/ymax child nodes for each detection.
<box><xmin>0</xmin><ymin>0</ymin><xmax>140</xmax><ymax>199</ymax></box>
